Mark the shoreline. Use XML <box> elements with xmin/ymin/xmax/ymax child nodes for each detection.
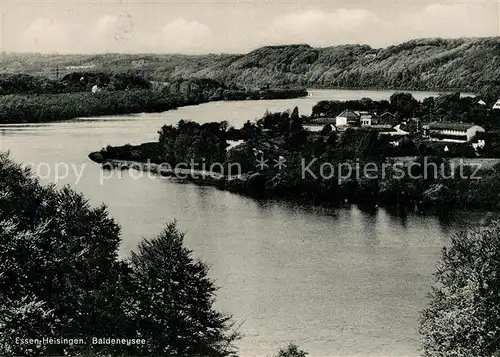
<box><xmin>91</xmin><ymin>157</ymin><xmax>259</xmax><ymax>191</ymax></box>
<box><xmin>89</xmin><ymin>155</ymin><xmax>500</xmax><ymax>213</ymax></box>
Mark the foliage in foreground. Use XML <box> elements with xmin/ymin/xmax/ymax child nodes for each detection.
<box><xmin>420</xmin><ymin>221</ymin><xmax>500</xmax><ymax>357</ymax></box>
<box><xmin>129</xmin><ymin>223</ymin><xmax>238</xmax><ymax>356</ymax></box>
<box><xmin>0</xmin><ymin>153</ymin><xmax>238</xmax><ymax>356</ymax></box>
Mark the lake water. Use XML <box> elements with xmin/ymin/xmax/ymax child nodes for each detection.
<box><xmin>0</xmin><ymin>89</ymin><xmax>484</xmax><ymax>356</ymax></box>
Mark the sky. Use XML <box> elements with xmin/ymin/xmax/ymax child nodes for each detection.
<box><xmin>1</xmin><ymin>0</ymin><xmax>499</xmax><ymax>54</ymax></box>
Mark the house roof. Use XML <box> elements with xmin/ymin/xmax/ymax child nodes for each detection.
<box><xmin>428</xmin><ymin>122</ymin><xmax>479</xmax><ymax>131</ymax></box>
<box><xmin>380</xmin><ymin>112</ymin><xmax>396</xmax><ymax>118</ymax></box>
<box><xmin>337</xmin><ymin>109</ymin><xmax>360</xmax><ymax>120</ymax></box>
<box><xmin>356</xmin><ymin>111</ymin><xmax>374</xmax><ymax>119</ymax></box>
<box><xmin>310</xmin><ymin>117</ymin><xmax>336</xmax><ymax>125</ymax></box>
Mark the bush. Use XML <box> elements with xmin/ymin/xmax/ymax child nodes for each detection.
<box><xmin>419</xmin><ymin>221</ymin><xmax>500</xmax><ymax>357</ymax></box>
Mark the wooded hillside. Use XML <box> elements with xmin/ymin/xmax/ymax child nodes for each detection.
<box><xmin>2</xmin><ymin>37</ymin><xmax>500</xmax><ymax>92</ymax></box>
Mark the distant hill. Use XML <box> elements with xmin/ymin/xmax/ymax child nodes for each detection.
<box><xmin>2</xmin><ymin>37</ymin><xmax>500</xmax><ymax>93</ymax></box>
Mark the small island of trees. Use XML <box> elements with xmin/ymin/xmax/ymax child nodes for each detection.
<box><xmin>89</xmin><ymin>91</ymin><xmax>500</xmax><ymax>211</ymax></box>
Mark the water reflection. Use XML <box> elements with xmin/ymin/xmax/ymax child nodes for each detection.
<box><xmin>385</xmin><ymin>206</ymin><xmax>410</xmax><ymax>229</ymax></box>
<box><xmin>357</xmin><ymin>205</ymin><xmax>381</xmax><ymax>246</ymax></box>
<box><xmin>0</xmin><ymin>90</ymin><xmax>487</xmax><ymax>357</ymax></box>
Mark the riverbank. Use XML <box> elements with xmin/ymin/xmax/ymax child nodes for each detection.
<box><xmin>94</xmin><ymin>157</ymin><xmax>229</xmax><ymax>188</ymax></box>
<box><xmin>88</xmin><ymin>148</ymin><xmax>500</xmax><ymax>212</ymax></box>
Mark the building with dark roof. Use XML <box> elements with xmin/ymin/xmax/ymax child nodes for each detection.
<box><xmin>424</xmin><ymin>122</ymin><xmax>485</xmax><ymax>142</ymax></box>
<box><xmin>378</xmin><ymin>112</ymin><xmax>399</xmax><ymax>126</ymax></box>
<box><xmin>335</xmin><ymin>110</ymin><xmax>360</xmax><ymax>127</ymax></box>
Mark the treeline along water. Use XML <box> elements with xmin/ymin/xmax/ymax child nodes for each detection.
<box><xmin>0</xmin><ymin>89</ymin><xmax>488</xmax><ymax>356</ymax></box>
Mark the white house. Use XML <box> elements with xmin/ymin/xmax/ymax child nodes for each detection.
<box><xmin>427</xmin><ymin>123</ymin><xmax>485</xmax><ymax>142</ymax></box>
<box><xmin>335</xmin><ymin>110</ymin><xmax>360</xmax><ymax>127</ymax></box>
<box><xmin>91</xmin><ymin>85</ymin><xmax>101</xmax><ymax>94</ymax></box>
<box><xmin>493</xmin><ymin>99</ymin><xmax>500</xmax><ymax>110</ymax></box>
<box><xmin>472</xmin><ymin>140</ymin><xmax>486</xmax><ymax>151</ymax></box>
<box><xmin>357</xmin><ymin>111</ymin><xmax>374</xmax><ymax>126</ymax></box>
<box><xmin>361</xmin><ymin>117</ymin><xmax>372</xmax><ymax>126</ymax></box>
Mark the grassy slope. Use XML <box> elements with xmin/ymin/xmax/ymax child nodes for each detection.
<box><xmin>2</xmin><ymin>37</ymin><xmax>500</xmax><ymax>91</ymax></box>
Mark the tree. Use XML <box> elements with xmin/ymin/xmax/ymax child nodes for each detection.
<box><xmin>421</xmin><ymin>97</ymin><xmax>435</xmax><ymax>118</ymax></box>
<box><xmin>291</xmin><ymin>106</ymin><xmax>299</xmax><ymax>121</ymax></box>
<box><xmin>311</xmin><ymin>137</ymin><xmax>326</xmax><ymax>157</ymax></box>
<box><xmin>419</xmin><ymin>222</ymin><xmax>500</xmax><ymax>357</ymax></box>
<box><xmin>0</xmin><ymin>154</ymin><xmax>128</xmax><ymax>356</ymax></box>
<box><xmin>274</xmin><ymin>343</ymin><xmax>308</xmax><ymax>357</ymax></box>
<box><xmin>478</xmin><ymin>84</ymin><xmax>500</xmax><ymax>106</ymax></box>
<box><xmin>320</xmin><ymin>124</ymin><xmax>332</xmax><ymax>136</ymax></box>
<box><xmin>289</xmin><ymin>106</ymin><xmax>303</xmax><ymax>135</ymax></box>
<box><xmin>0</xmin><ymin>153</ymin><xmax>238</xmax><ymax>356</ymax></box>
<box><xmin>128</xmin><ymin>222</ymin><xmax>239</xmax><ymax>357</ymax></box>
<box><xmin>336</xmin><ymin>128</ymin><xmax>382</xmax><ymax>161</ymax></box>
<box><xmin>158</xmin><ymin>120</ymin><xmax>228</xmax><ymax>166</ymax></box>
<box><xmin>390</xmin><ymin>92</ymin><xmax>419</xmax><ymax>118</ymax></box>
